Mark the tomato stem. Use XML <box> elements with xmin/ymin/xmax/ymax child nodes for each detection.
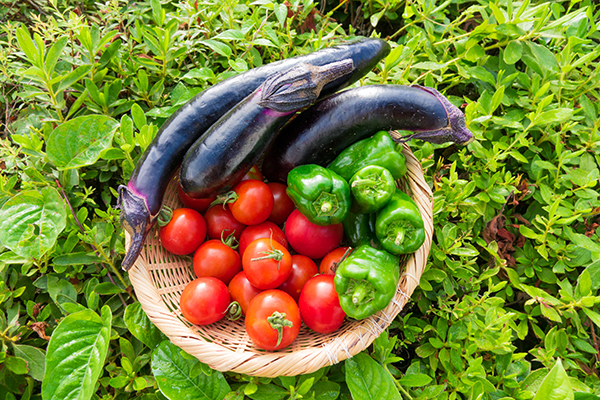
<box><xmin>225</xmin><ymin>301</ymin><xmax>242</xmax><ymax>321</ymax></box>
<box><xmin>157</xmin><ymin>206</ymin><xmax>173</xmax><ymax>227</ymax></box>
<box><xmin>211</xmin><ymin>191</ymin><xmax>239</xmax><ymax>208</ymax></box>
<box><xmin>267</xmin><ymin>311</ymin><xmax>293</xmax><ymax>348</ymax></box>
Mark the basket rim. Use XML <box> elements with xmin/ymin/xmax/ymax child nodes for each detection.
<box><xmin>126</xmin><ymin>143</ymin><xmax>433</xmax><ymax>377</ymax></box>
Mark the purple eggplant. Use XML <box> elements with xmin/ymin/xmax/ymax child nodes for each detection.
<box><xmin>118</xmin><ymin>38</ymin><xmax>389</xmax><ymax>270</ymax></box>
<box><xmin>179</xmin><ymin>60</ymin><xmax>354</xmax><ymax>198</ymax></box>
<box><xmin>261</xmin><ymin>84</ymin><xmax>473</xmax><ymax>183</ymax></box>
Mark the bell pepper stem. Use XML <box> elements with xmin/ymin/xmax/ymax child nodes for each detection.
<box><xmin>350</xmin><ymin>178</ymin><xmax>380</xmax><ymax>188</ymax></box>
<box><xmin>267</xmin><ymin>311</ymin><xmax>294</xmax><ymax>347</ymax></box>
<box><xmin>352</xmin><ymin>281</ymin><xmax>373</xmax><ymax>305</ymax></box>
<box><xmin>395</xmin><ymin>227</ymin><xmax>405</xmax><ymax>246</ymax></box>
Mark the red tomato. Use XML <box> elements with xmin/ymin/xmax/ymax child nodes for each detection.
<box><xmin>319</xmin><ymin>247</ymin><xmax>352</xmax><ymax>275</ymax></box>
<box><xmin>241</xmin><ymin>165</ymin><xmax>264</xmax><ymax>182</ymax></box>
<box><xmin>278</xmin><ymin>255</ymin><xmax>319</xmax><ymax>302</ymax></box>
<box><xmin>180</xmin><ymin>277</ymin><xmax>230</xmax><ymax>325</ymax></box>
<box><xmin>228</xmin><ymin>271</ymin><xmax>263</xmax><ymax>315</ymax></box>
<box><xmin>267</xmin><ymin>182</ymin><xmax>295</xmax><ymax>225</ymax></box>
<box><xmin>238</xmin><ymin>221</ymin><xmax>288</xmax><ymax>258</ymax></box>
<box><xmin>284</xmin><ymin>210</ymin><xmax>343</xmax><ymax>259</ymax></box>
<box><xmin>159</xmin><ymin>208</ymin><xmax>207</xmax><ymax>255</ymax></box>
<box><xmin>204</xmin><ymin>205</ymin><xmax>246</xmax><ymax>241</ymax></box>
<box><xmin>177</xmin><ymin>185</ymin><xmax>216</xmax><ymax>213</ymax></box>
<box><xmin>229</xmin><ymin>179</ymin><xmax>274</xmax><ymax>225</ymax></box>
<box><xmin>299</xmin><ymin>275</ymin><xmax>346</xmax><ymax>334</ymax></box>
<box><xmin>193</xmin><ymin>240</ymin><xmax>241</xmax><ymax>285</ymax></box>
<box><xmin>245</xmin><ymin>290</ymin><xmax>301</xmax><ymax>350</ymax></box>
<box><xmin>242</xmin><ymin>238</ymin><xmax>292</xmax><ymax>289</ymax></box>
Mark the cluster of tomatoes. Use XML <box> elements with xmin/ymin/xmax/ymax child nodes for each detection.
<box><xmin>159</xmin><ymin>166</ymin><xmax>348</xmax><ymax>351</ymax></box>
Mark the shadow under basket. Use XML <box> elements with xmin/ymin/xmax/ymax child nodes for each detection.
<box><xmin>126</xmin><ymin>143</ymin><xmax>433</xmax><ymax>377</ymax></box>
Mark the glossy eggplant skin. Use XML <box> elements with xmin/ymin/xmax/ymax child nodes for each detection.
<box><xmin>180</xmin><ymin>60</ymin><xmax>354</xmax><ymax>198</ymax></box>
<box><xmin>126</xmin><ymin>38</ymin><xmax>389</xmax><ymax>216</ymax></box>
<box><xmin>118</xmin><ymin>38</ymin><xmax>390</xmax><ymax>270</ymax></box>
<box><xmin>261</xmin><ymin>84</ymin><xmax>473</xmax><ymax>183</ymax></box>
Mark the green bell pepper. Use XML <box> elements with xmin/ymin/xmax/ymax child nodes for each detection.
<box><xmin>328</xmin><ymin>131</ymin><xmax>407</xmax><ymax>181</ymax></box>
<box><xmin>286</xmin><ymin>164</ymin><xmax>351</xmax><ymax>226</ymax></box>
<box><xmin>349</xmin><ymin>165</ymin><xmax>396</xmax><ymax>214</ymax></box>
<box><xmin>342</xmin><ymin>211</ymin><xmax>381</xmax><ymax>249</ymax></box>
<box><xmin>375</xmin><ymin>189</ymin><xmax>425</xmax><ymax>255</ymax></box>
<box><xmin>334</xmin><ymin>245</ymin><xmax>399</xmax><ymax>320</ymax></box>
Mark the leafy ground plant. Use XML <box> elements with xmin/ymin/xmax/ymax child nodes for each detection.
<box><xmin>0</xmin><ymin>0</ymin><xmax>599</xmax><ymax>399</ymax></box>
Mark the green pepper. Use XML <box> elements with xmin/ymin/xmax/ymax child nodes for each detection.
<box><xmin>328</xmin><ymin>131</ymin><xmax>407</xmax><ymax>181</ymax></box>
<box><xmin>334</xmin><ymin>245</ymin><xmax>399</xmax><ymax>320</ymax></box>
<box><xmin>286</xmin><ymin>164</ymin><xmax>351</xmax><ymax>226</ymax></box>
<box><xmin>342</xmin><ymin>211</ymin><xmax>381</xmax><ymax>249</ymax></box>
<box><xmin>375</xmin><ymin>189</ymin><xmax>425</xmax><ymax>255</ymax></box>
<box><xmin>349</xmin><ymin>165</ymin><xmax>396</xmax><ymax>214</ymax></box>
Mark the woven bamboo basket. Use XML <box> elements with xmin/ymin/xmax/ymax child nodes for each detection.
<box><xmin>126</xmin><ymin>142</ymin><xmax>433</xmax><ymax>377</ymax></box>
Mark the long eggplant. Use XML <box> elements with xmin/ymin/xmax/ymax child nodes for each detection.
<box><xmin>261</xmin><ymin>84</ymin><xmax>473</xmax><ymax>183</ymax></box>
<box><xmin>118</xmin><ymin>38</ymin><xmax>390</xmax><ymax>270</ymax></box>
<box><xmin>180</xmin><ymin>60</ymin><xmax>354</xmax><ymax>198</ymax></box>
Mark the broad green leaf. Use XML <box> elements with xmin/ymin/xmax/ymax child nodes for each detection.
<box><xmin>16</xmin><ymin>26</ymin><xmax>41</xmax><ymax>66</ymax></box>
<box><xmin>201</xmin><ymin>39</ymin><xmax>232</xmax><ymax>58</ymax></box>
<box><xmin>345</xmin><ymin>352</ymin><xmax>402</xmax><ymax>400</ymax></box>
<box><xmin>0</xmin><ymin>187</ymin><xmax>67</xmax><ymax>260</ymax></box>
<box><xmin>151</xmin><ymin>341</ymin><xmax>230</xmax><ymax>400</ymax></box>
<box><xmin>56</xmin><ymin>65</ymin><xmax>94</xmax><ymax>94</ymax></box>
<box><xmin>45</xmin><ymin>37</ymin><xmax>68</xmax><ymax>73</ymax></box>
<box><xmin>5</xmin><ymin>356</ymin><xmax>29</xmax><ymax>374</ymax></box>
<box><xmin>214</xmin><ymin>29</ymin><xmax>245</xmax><ymax>41</ymax></box>
<box><xmin>535</xmin><ymin>108</ymin><xmax>575</xmax><ymax>126</ymax></box>
<box><xmin>124</xmin><ymin>302</ymin><xmax>166</xmax><ymax>349</ymax></box>
<box><xmin>53</xmin><ymin>252</ymin><xmax>103</xmax><ymax>266</ymax></box>
<box><xmin>398</xmin><ymin>373</ymin><xmax>433</xmax><ymax>387</ymax></box>
<box><xmin>42</xmin><ymin>306</ymin><xmax>112</xmax><ymax>400</ymax></box>
<box><xmin>522</xmin><ymin>41</ymin><xmax>559</xmax><ymax>77</ymax></box>
<box><xmin>46</xmin><ymin>115</ymin><xmax>119</xmax><ymax>170</ymax></box>
<box><xmin>13</xmin><ymin>344</ymin><xmax>46</xmax><ymax>381</ymax></box>
<box><xmin>94</xmin><ymin>282</ymin><xmax>125</xmax><ymax>295</ymax></box>
<box><xmin>533</xmin><ymin>359</ymin><xmax>573</xmax><ymax>400</ymax></box>
<box><xmin>574</xmin><ymin>394</ymin><xmax>600</xmax><ymax>400</ymax></box>
<box><xmin>310</xmin><ymin>380</ymin><xmax>340</xmax><ymax>400</ymax></box>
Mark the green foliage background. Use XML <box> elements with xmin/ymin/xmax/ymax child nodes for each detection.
<box><xmin>0</xmin><ymin>0</ymin><xmax>599</xmax><ymax>399</ymax></box>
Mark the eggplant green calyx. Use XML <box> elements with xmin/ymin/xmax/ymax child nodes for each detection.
<box><xmin>375</xmin><ymin>189</ymin><xmax>425</xmax><ymax>255</ymax></box>
<box><xmin>259</xmin><ymin>59</ymin><xmax>354</xmax><ymax>113</ymax></box>
<box><xmin>391</xmin><ymin>85</ymin><xmax>474</xmax><ymax>145</ymax></box>
<box><xmin>286</xmin><ymin>164</ymin><xmax>351</xmax><ymax>226</ymax></box>
<box><xmin>267</xmin><ymin>311</ymin><xmax>294</xmax><ymax>348</ymax></box>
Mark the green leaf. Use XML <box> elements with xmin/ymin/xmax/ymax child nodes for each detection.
<box><xmin>201</xmin><ymin>39</ymin><xmax>232</xmax><ymax>58</ymax></box>
<box><xmin>533</xmin><ymin>359</ymin><xmax>573</xmax><ymax>400</ymax></box>
<box><xmin>45</xmin><ymin>37</ymin><xmax>68</xmax><ymax>73</ymax></box>
<box><xmin>42</xmin><ymin>306</ymin><xmax>112</xmax><ymax>400</ymax></box>
<box><xmin>0</xmin><ymin>187</ymin><xmax>67</xmax><ymax>260</ymax></box>
<box><xmin>535</xmin><ymin>108</ymin><xmax>575</xmax><ymax>126</ymax></box>
<box><xmin>345</xmin><ymin>352</ymin><xmax>402</xmax><ymax>400</ymax></box>
<box><xmin>522</xmin><ymin>41</ymin><xmax>559</xmax><ymax>77</ymax></box>
<box><xmin>574</xmin><ymin>394</ymin><xmax>600</xmax><ymax>400</ymax></box>
<box><xmin>16</xmin><ymin>26</ymin><xmax>41</xmax><ymax>66</ymax></box>
<box><xmin>5</xmin><ymin>356</ymin><xmax>29</xmax><ymax>374</ymax></box>
<box><xmin>151</xmin><ymin>341</ymin><xmax>230</xmax><ymax>400</ymax></box>
<box><xmin>131</xmin><ymin>103</ymin><xmax>147</xmax><ymax>130</ymax></box>
<box><xmin>398</xmin><ymin>373</ymin><xmax>433</xmax><ymax>387</ymax></box>
<box><xmin>124</xmin><ymin>302</ymin><xmax>166</xmax><ymax>349</ymax></box>
<box><xmin>53</xmin><ymin>252</ymin><xmax>103</xmax><ymax>266</ymax></box>
<box><xmin>13</xmin><ymin>344</ymin><xmax>46</xmax><ymax>381</ymax></box>
<box><xmin>94</xmin><ymin>282</ymin><xmax>124</xmax><ymax>295</ymax></box>
<box><xmin>214</xmin><ymin>29</ymin><xmax>245</xmax><ymax>41</ymax></box>
<box><xmin>56</xmin><ymin>65</ymin><xmax>93</xmax><ymax>94</ymax></box>
<box><xmin>46</xmin><ymin>115</ymin><xmax>119</xmax><ymax>170</ymax></box>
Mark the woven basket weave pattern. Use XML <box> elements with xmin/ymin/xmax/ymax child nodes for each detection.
<box><xmin>126</xmin><ymin>143</ymin><xmax>433</xmax><ymax>377</ymax></box>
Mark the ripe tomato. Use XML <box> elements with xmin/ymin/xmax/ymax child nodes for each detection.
<box><xmin>284</xmin><ymin>210</ymin><xmax>343</xmax><ymax>259</ymax></box>
<box><xmin>319</xmin><ymin>247</ymin><xmax>352</xmax><ymax>275</ymax></box>
<box><xmin>159</xmin><ymin>208</ymin><xmax>207</xmax><ymax>255</ymax></box>
<box><xmin>180</xmin><ymin>277</ymin><xmax>230</xmax><ymax>325</ymax></box>
<box><xmin>177</xmin><ymin>184</ymin><xmax>216</xmax><ymax>213</ymax></box>
<box><xmin>241</xmin><ymin>165</ymin><xmax>264</xmax><ymax>182</ymax></box>
<box><xmin>204</xmin><ymin>204</ymin><xmax>246</xmax><ymax>241</ymax></box>
<box><xmin>299</xmin><ymin>275</ymin><xmax>346</xmax><ymax>334</ymax></box>
<box><xmin>267</xmin><ymin>182</ymin><xmax>295</xmax><ymax>225</ymax></box>
<box><xmin>245</xmin><ymin>290</ymin><xmax>301</xmax><ymax>350</ymax></box>
<box><xmin>229</xmin><ymin>179</ymin><xmax>274</xmax><ymax>226</ymax></box>
<box><xmin>242</xmin><ymin>238</ymin><xmax>292</xmax><ymax>289</ymax></box>
<box><xmin>193</xmin><ymin>239</ymin><xmax>241</xmax><ymax>285</ymax></box>
<box><xmin>228</xmin><ymin>271</ymin><xmax>263</xmax><ymax>315</ymax></box>
<box><xmin>238</xmin><ymin>221</ymin><xmax>288</xmax><ymax>258</ymax></box>
<box><xmin>278</xmin><ymin>255</ymin><xmax>319</xmax><ymax>302</ymax></box>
